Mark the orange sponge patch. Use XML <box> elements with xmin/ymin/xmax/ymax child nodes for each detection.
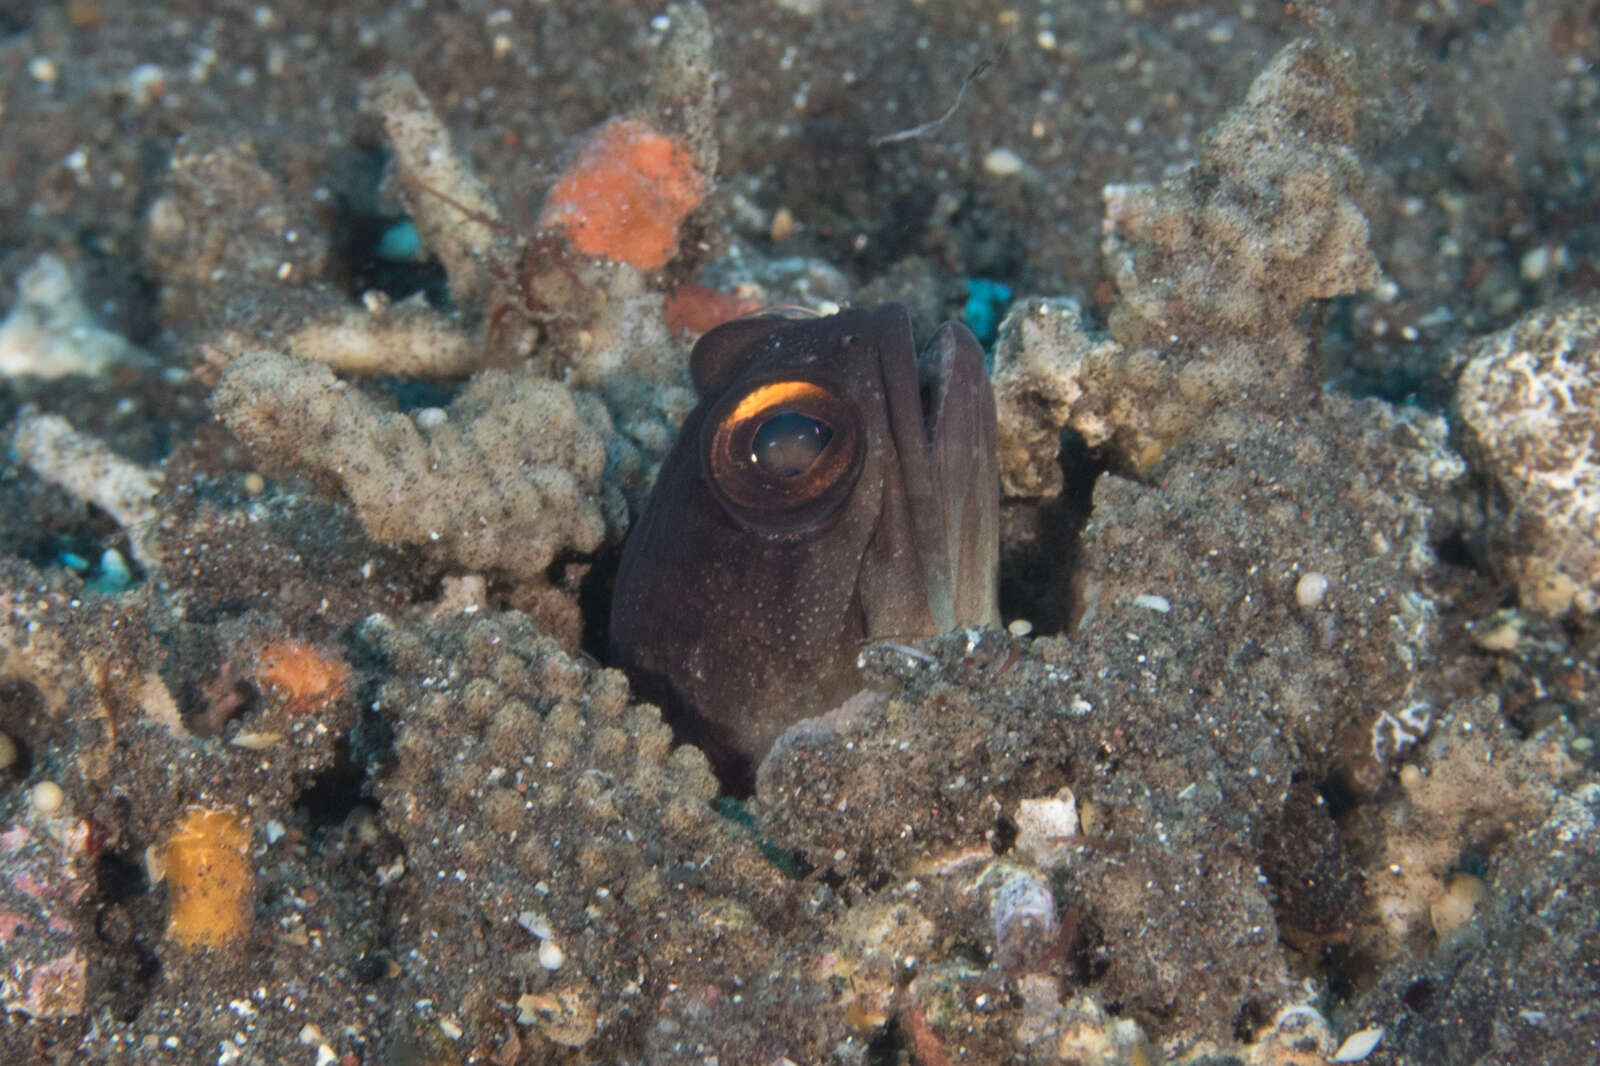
<box><xmin>664</xmin><ymin>284</ymin><xmax>763</xmax><ymax>336</ymax></box>
<box><xmin>256</xmin><ymin>641</ymin><xmax>350</xmax><ymax>715</ymax></box>
<box><xmin>539</xmin><ymin>118</ymin><xmax>705</xmax><ymax>269</ymax></box>
<box><xmin>164</xmin><ymin>807</ymin><xmax>253</xmax><ymax>949</ymax></box>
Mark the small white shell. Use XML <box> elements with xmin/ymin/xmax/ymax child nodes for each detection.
<box><xmin>1296</xmin><ymin>571</ymin><xmax>1330</xmax><ymax>609</ymax></box>
<box><xmin>1331</xmin><ymin>1026</ymin><xmax>1384</xmax><ymax>1062</ymax></box>
<box><xmin>988</xmin><ymin>863</ymin><xmax>1057</xmax><ymax>970</ymax></box>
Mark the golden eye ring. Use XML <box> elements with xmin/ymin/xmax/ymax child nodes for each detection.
<box><xmin>703</xmin><ymin>378</ymin><xmax>863</xmax><ymax>532</ymax></box>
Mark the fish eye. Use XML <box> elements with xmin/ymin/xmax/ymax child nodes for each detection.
<box><xmin>751</xmin><ymin>411</ymin><xmax>833</xmax><ymax>477</ymax></box>
<box><xmin>704</xmin><ymin>379</ymin><xmax>863</xmax><ymax>532</ymax></box>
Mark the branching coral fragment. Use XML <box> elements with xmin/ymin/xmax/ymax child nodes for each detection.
<box><xmin>364</xmin><ymin>71</ymin><xmax>511</xmax><ymax>307</ymax></box>
<box><xmin>992</xmin><ymin>39</ymin><xmax>1390</xmax><ymax>487</ymax></box>
<box><xmin>210</xmin><ymin>350</ymin><xmax>621</xmax><ymax>581</ymax></box>
<box><xmin>10</xmin><ymin>414</ymin><xmax>163</xmax><ymax>570</ymax></box>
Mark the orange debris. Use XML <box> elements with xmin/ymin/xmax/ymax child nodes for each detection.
<box><xmin>256</xmin><ymin>641</ymin><xmax>350</xmax><ymax>715</ymax></box>
<box><xmin>664</xmin><ymin>283</ymin><xmax>762</xmax><ymax>336</ymax></box>
<box><xmin>539</xmin><ymin>118</ymin><xmax>705</xmax><ymax>270</ymax></box>
<box><xmin>164</xmin><ymin>807</ymin><xmax>253</xmax><ymax>949</ymax></box>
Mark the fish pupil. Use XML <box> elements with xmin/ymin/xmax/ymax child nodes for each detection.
<box><xmin>751</xmin><ymin>411</ymin><xmax>832</xmax><ymax>477</ymax></box>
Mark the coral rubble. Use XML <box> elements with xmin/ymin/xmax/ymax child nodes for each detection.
<box><xmin>2</xmin><ymin>3</ymin><xmax>1599</xmax><ymax>1063</ymax></box>
<box><xmin>0</xmin><ymin>254</ymin><xmax>144</xmax><ymax>380</ymax></box>
<box><xmin>211</xmin><ymin>350</ymin><xmax>623</xmax><ymax>586</ymax></box>
<box><xmin>995</xmin><ymin>40</ymin><xmax>1387</xmax><ymax>487</ymax></box>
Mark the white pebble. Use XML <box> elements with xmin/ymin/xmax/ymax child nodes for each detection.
<box><xmin>538</xmin><ymin>938</ymin><xmax>565</xmax><ymax>970</ymax></box>
<box><xmin>1295</xmin><ymin>571</ymin><xmax>1330</xmax><ymax>609</ymax></box>
<box><xmin>1519</xmin><ymin>246</ymin><xmax>1550</xmax><ymax>282</ymax></box>
<box><xmin>414</xmin><ymin>407</ymin><xmax>448</xmax><ymax>430</ymax></box>
<box><xmin>127</xmin><ymin>64</ymin><xmax>166</xmax><ymax>107</ymax></box>
<box><xmin>983</xmin><ymin>147</ymin><xmax>1024</xmax><ymax>176</ymax></box>
<box><xmin>1007</xmin><ymin>618</ymin><xmax>1033</xmax><ymax>637</ymax></box>
<box><xmin>517</xmin><ymin>910</ymin><xmax>554</xmax><ymax>939</ymax></box>
<box><xmin>1131</xmin><ymin>593</ymin><xmax>1170</xmax><ymax>613</ymax></box>
<box><xmin>29</xmin><ymin>57</ymin><xmax>59</xmax><ymax>86</ymax></box>
<box><xmin>30</xmin><ymin>779</ymin><xmax>65</xmax><ymax>815</ymax></box>
<box><xmin>1013</xmin><ymin>788</ymin><xmax>1080</xmax><ymax>869</ymax></box>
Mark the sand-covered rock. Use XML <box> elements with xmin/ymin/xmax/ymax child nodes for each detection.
<box><xmin>1455</xmin><ymin>302</ymin><xmax>1600</xmax><ymax>614</ymax></box>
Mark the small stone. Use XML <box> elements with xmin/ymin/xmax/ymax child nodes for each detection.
<box><xmin>30</xmin><ymin>780</ymin><xmax>65</xmax><ymax>815</ymax></box>
<box><xmin>96</xmin><ymin>548</ymin><xmax>132</xmax><ymax>591</ymax></box>
<box><xmin>1013</xmin><ymin>787</ymin><xmax>1080</xmax><ymax>869</ymax></box>
<box><xmin>126</xmin><ymin>64</ymin><xmax>166</xmax><ymax>107</ymax></box>
<box><xmin>1007</xmin><ymin>618</ymin><xmax>1034</xmax><ymax>637</ymax></box>
<box><xmin>538</xmin><ymin>938</ymin><xmax>565</xmax><ymax>970</ymax></box>
<box><xmin>1519</xmin><ymin>245</ymin><xmax>1550</xmax><ymax>282</ymax></box>
<box><xmin>1430</xmin><ymin>872</ymin><xmax>1488</xmax><ymax>938</ymax></box>
<box><xmin>1296</xmin><ymin>571</ymin><xmax>1330</xmax><ymax>609</ymax></box>
<box><xmin>0</xmin><ymin>731</ymin><xmax>17</xmax><ymax>770</ymax></box>
<box><xmin>517</xmin><ymin>983</ymin><xmax>597</xmax><ymax>1047</ymax></box>
<box><xmin>517</xmin><ymin>910</ymin><xmax>553</xmax><ymax>939</ymax></box>
<box><xmin>770</xmin><ymin>205</ymin><xmax>796</xmax><ymax>241</ymax></box>
<box><xmin>1131</xmin><ymin>593</ymin><xmax>1171</xmax><ymax>613</ymax></box>
<box><xmin>1470</xmin><ymin>610</ymin><xmax>1521</xmax><ymax>652</ymax></box>
<box><xmin>983</xmin><ymin>147</ymin><xmax>1024</xmax><ymax>176</ymax></box>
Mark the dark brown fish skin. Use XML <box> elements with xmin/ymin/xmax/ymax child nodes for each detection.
<box><xmin>610</xmin><ymin>303</ymin><xmax>998</xmax><ymax>792</ymax></box>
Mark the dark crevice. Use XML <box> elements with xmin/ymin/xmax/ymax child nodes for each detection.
<box><xmin>1065</xmin><ymin>907</ymin><xmax>1110</xmax><ymax>987</ymax></box>
<box><xmin>93</xmin><ymin>837</ymin><xmax>162</xmax><ymax>1024</ymax></box>
<box><xmin>318</xmin><ymin>145</ymin><xmax>451</xmax><ymax>306</ymax></box>
<box><xmin>576</xmin><ymin>541</ymin><xmax>624</xmax><ymax>665</ymax></box>
<box><xmin>1232</xmin><ymin>998</ymin><xmax>1274</xmax><ymax>1043</ymax></box>
<box><xmin>999</xmin><ymin>430</ymin><xmax>1103</xmax><ymax>636</ymax></box>
<box><xmin>1432</xmin><ymin>530</ymin><xmax>1476</xmax><ymax>571</ymax></box>
<box><xmin>0</xmin><ymin>678</ymin><xmax>44</xmax><ymax>780</ymax></box>
<box><xmin>294</xmin><ymin>743</ymin><xmax>372</xmax><ymax>832</ymax></box>
<box><xmin>1317</xmin><ymin>770</ymin><xmax>1361</xmax><ymax>820</ymax></box>
<box><xmin>95</xmin><ymin>850</ymin><xmax>148</xmax><ymax>905</ymax></box>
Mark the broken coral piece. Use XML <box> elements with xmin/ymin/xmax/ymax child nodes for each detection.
<box><xmin>10</xmin><ymin>413</ymin><xmax>163</xmax><ymax>571</ymax></box>
<box><xmin>990</xmin><ymin>298</ymin><xmax>1150</xmax><ymax>496</ymax></box>
<box><xmin>645</xmin><ymin>2</ymin><xmax>719</xmax><ymax>178</ymax></box>
<box><xmin>284</xmin><ymin>294</ymin><xmax>486</xmax><ymax>379</ymax></box>
<box><xmin>539</xmin><ymin>117</ymin><xmax>706</xmax><ymax>270</ymax></box>
<box><xmin>1455</xmin><ymin>301</ymin><xmax>1600</xmax><ymax>614</ymax></box>
<box><xmin>142</xmin><ymin>139</ymin><xmax>329</xmax><ymax>296</ymax></box>
<box><xmin>210</xmin><ymin>350</ymin><xmax>621</xmax><ymax>582</ymax></box>
<box><xmin>993</xmin><ymin>41</ymin><xmax>1388</xmax><ymax>488</ymax></box>
<box><xmin>0</xmin><ymin>810</ymin><xmax>93</xmax><ymax>1018</ymax></box>
<box><xmin>365</xmin><ymin>70</ymin><xmax>511</xmax><ymax>307</ymax></box>
<box><xmin>1103</xmin><ymin>39</ymin><xmax>1381</xmax><ymax>355</ymax></box>
<box><xmin>0</xmin><ymin>253</ymin><xmax>143</xmax><ymax>380</ymax></box>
